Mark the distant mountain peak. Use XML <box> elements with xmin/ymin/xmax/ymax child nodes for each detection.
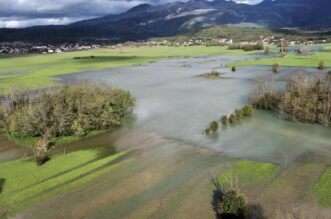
<box><xmin>0</xmin><ymin>0</ymin><xmax>330</xmax><ymax>43</ymax></box>
<box><xmin>127</xmin><ymin>3</ymin><xmax>153</xmax><ymax>13</ymax></box>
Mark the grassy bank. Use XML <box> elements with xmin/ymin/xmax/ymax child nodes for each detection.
<box><xmin>7</xmin><ymin>130</ymin><xmax>106</xmax><ymax>148</ymax></box>
<box><xmin>217</xmin><ymin>160</ymin><xmax>279</xmax><ymax>189</ymax></box>
<box><xmin>315</xmin><ymin>167</ymin><xmax>331</xmax><ymax>207</ymax></box>
<box><xmin>231</xmin><ymin>45</ymin><xmax>331</xmax><ymax>68</ymax></box>
<box><xmin>0</xmin><ymin>147</ymin><xmax>131</xmax><ymax>214</ymax></box>
<box><xmin>0</xmin><ymin>46</ymin><xmax>255</xmax><ymax>92</ymax></box>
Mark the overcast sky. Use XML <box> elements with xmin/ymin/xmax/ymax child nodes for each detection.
<box><xmin>0</xmin><ymin>0</ymin><xmax>263</xmax><ymax>28</ymax></box>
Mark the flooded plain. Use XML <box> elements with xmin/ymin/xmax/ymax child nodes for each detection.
<box><xmin>61</xmin><ymin>54</ymin><xmax>331</xmax><ymax>165</ymax></box>
<box><xmin>4</xmin><ymin>51</ymin><xmax>331</xmax><ymax>219</ymax></box>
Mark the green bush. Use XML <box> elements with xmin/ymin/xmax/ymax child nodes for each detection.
<box><xmin>232</xmin><ymin>66</ymin><xmax>236</xmax><ymax>72</ymax></box>
<box><xmin>229</xmin><ymin>114</ymin><xmax>236</xmax><ymax>124</ymax></box>
<box><xmin>209</xmin><ymin>121</ymin><xmax>219</xmax><ymax>132</ymax></box>
<box><xmin>235</xmin><ymin>109</ymin><xmax>244</xmax><ymax>120</ymax></box>
<box><xmin>218</xmin><ymin>190</ymin><xmax>248</xmax><ymax>218</ymax></box>
<box><xmin>242</xmin><ymin>105</ymin><xmax>254</xmax><ymax>117</ymax></box>
<box><xmin>318</xmin><ymin>61</ymin><xmax>325</xmax><ymax>70</ymax></box>
<box><xmin>220</xmin><ymin>115</ymin><xmax>229</xmax><ymax>125</ymax></box>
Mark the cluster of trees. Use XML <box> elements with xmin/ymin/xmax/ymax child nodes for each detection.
<box><xmin>228</xmin><ymin>41</ymin><xmax>264</xmax><ymax>51</ymax></box>
<box><xmin>250</xmin><ymin>74</ymin><xmax>331</xmax><ymax>126</ymax></box>
<box><xmin>0</xmin><ymin>84</ymin><xmax>135</xmax><ymax>138</ymax></box>
<box><xmin>204</xmin><ymin>105</ymin><xmax>254</xmax><ymax>135</ymax></box>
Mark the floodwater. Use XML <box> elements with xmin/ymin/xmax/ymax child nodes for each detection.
<box><xmin>59</xmin><ymin>54</ymin><xmax>331</xmax><ymax>165</ymax></box>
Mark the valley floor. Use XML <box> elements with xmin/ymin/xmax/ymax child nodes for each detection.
<box><xmin>1</xmin><ymin>45</ymin><xmax>331</xmax><ymax>218</ymax></box>
<box><xmin>1</xmin><ymin>131</ymin><xmax>331</xmax><ymax>218</ymax></box>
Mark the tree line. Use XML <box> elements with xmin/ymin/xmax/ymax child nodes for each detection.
<box><xmin>228</xmin><ymin>41</ymin><xmax>264</xmax><ymax>51</ymax></box>
<box><xmin>205</xmin><ymin>105</ymin><xmax>254</xmax><ymax>135</ymax></box>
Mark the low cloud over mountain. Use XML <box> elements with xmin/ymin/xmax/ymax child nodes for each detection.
<box><xmin>0</xmin><ymin>0</ymin><xmax>262</xmax><ymax>28</ymax></box>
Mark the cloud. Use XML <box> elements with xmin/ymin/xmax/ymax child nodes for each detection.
<box><xmin>0</xmin><ymin>0</ymin><xmax>263</xmax><ymax>28</ymax></box>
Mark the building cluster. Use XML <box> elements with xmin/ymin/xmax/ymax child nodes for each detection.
<box><xmin>0</xmin><ymin>36</ymin><xmax>329</xmax><ymax>56</ymax></box>
<box><xmin>0</xmin><ymin>43</ymin><xmax>100</xmax><ymax>56</ymax></box>
<box><xmin>111</xmin><ymin>38</ymin><xmax>234</xmax><ymax>48</ymax></box>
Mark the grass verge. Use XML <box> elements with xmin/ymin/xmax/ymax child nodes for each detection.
<box><xmin>315</xmin><ymin>167</ymin><xmax>331</xmax><ymax>207</ymax></box>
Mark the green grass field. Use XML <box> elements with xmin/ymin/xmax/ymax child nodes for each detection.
<box><xmin>217</xmin><ymin>160</ymin><xmax>279</xmax><ymax>189</ymax></box>
<box><xmin>0</xmin><ymin>147</ymin><xmax>131</xmax><ymax>213</ymax></box>
<box><xmin>0</xmin><ymin>46</ymin><xmax>254</xmax><ymax>92</ymax></box>
<box><xmin>231</xmin><ymin>45</ymin><xmax>331</xmax><ymax>68</ymax></box>
<box><xmin>315</xmin><ymin>167</ymin><xmax>331</xmax><ymax>207</ymax></box>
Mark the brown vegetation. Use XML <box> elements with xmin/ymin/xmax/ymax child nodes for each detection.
<box><xmin>272</xmin><ymin>63</ymin><xmax>280</xmax><ymax>73</ymax></box>
<box><xmin>250</xmin><ymin>74</ymin><xmax>331</xmax><ymax>126</ymax></box>
<box><xmin>228</xmin><ymin>41</ymin><xmax>264</xmax><ymax>51</ymax></box>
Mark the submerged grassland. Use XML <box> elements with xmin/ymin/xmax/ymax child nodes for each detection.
<box><xmin>1</xmin><ymin>134</ymin><xmax>330</xmax><ymax>219</ymax></box>
<box><xmin>0</xmin><ymin>46</ymin><xmax>255</xmax><ymax>92</ymax></box>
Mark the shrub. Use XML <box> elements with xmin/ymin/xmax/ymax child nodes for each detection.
<box><xmin>318</xmin><ymin>61</ymin><xmax>325</xmax><ymax>70</ymax></box>
<box><xmin>0</xmin><ymin>107</ymin><xmax>6</xmax><ymax>133</ymax></box>
<box><xmin>235</xmin><ymin>109</ymin><xmax>244</xmax><ymax>120</ymax></box>
<box><xmin>229</xmin><ymin>114</ymin><xmax>236</xmax><ymax>124</ymax></box>
<box><xmin>220</xmin><ymin>115</ymin><xmax>229</xmax><ymax>125</ymax></box>
<box><xmin>232</xmin><ymin>66</ymin><xmax>236</xmax><ymax>72</ymax></box>
<box><xmin>242</xmin><ymin>105</ymin><xmax>254</xmax><ymax>117</ymax></box>
<box><xmin>209</xmin><ymin>121</ymin><xmax>219</xmax><ymax>132</ymax></box>
<box><xmin>272</xmin><ymin>63</ymin><xmax>280</xmax><ymax>73</ymax></box>
<box><xmin>218</xmin><ymin>190</ymin><xmax>248</xmax><ymax>218</ymax></box>
<box><xmin>205</xmin><ymin>128</ymin><xmax>211</xmax><ymax>135</ymax></box>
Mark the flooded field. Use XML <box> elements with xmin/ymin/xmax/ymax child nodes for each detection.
<box><xmin>2</xmin><ymin>52</ymin><xmax>331</xmax><ymax>218</ymax></box>
<box><xmin>62</xmin><ymin>54</ymin><xmax>331</xmax><ymax>165</ymax></box>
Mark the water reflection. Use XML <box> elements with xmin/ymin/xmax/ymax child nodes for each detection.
<box><xmin>61</xmin><ymin>54</ymin><xmax>331</xmax><ymax>165</ymax></box>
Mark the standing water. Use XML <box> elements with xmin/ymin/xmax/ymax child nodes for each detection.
<box><xmin>61</xmin><ymin>54</ymin><xmax>331</xmax><ymax>165</ymax></box>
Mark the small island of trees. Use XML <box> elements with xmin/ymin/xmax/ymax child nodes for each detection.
<box><xmin>197</xmin><ymin>71</ymin><xmax>224</xmax><ymax>79</ymax></box>
<box><xmin>250</xmin><ymin>73</ymin><xmax>331</xmax><ymax>126</ymax></box>
<box><xmin>0</xmin><ymin>83</ymin><xmax>135</xmax><ymax>164</ymax></box>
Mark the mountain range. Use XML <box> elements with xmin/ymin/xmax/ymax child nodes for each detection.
<box><xmin>0</xmin><ymin>0</ymin><xmax>330</xmax><ymax>43</ymax></box>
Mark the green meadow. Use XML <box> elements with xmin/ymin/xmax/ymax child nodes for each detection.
<box><xmin>0</xmin><ymin>46</ymin><xmax>254</xmax><ymax>92</ymax></box>
<box><xmin>315</xmin><ymin>167</ymin><xmax>331</xmax><ymax>207</ymax></box>
<box><xmin>231</xmin><ymin>44</ymin><xmax>331</xmax><ymax>68</ymax></box>
<box><xmin>217</xmin><ymin>160</ymin><xmax>280</xmax><ymax>189</ymax></box>
<box><xmin>0</xmin><ymin>148</ymin><xmax>131</xmax><ymax>213</ymax></box>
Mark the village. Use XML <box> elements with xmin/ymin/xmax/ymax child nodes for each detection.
<box><xmin>0</xmin><ymin>36</ymin><xmax>329</xmax><ymax>56</ymax></box>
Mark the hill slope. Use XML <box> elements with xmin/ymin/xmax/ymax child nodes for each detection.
<box><xmin>0</xmin><ymin>0</ymin><xmax>330</xmax><ymax>43</ymax></box>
